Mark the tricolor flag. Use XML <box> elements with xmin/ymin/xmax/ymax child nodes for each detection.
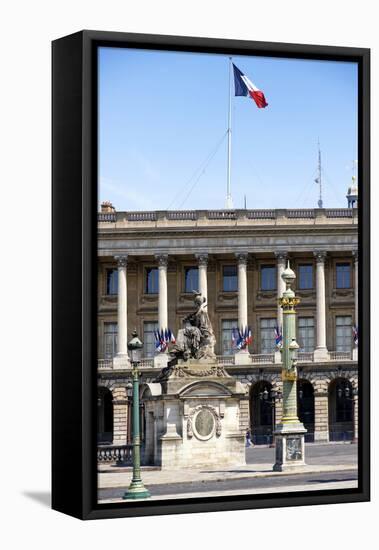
<box><xmin>352</xmin><ymin>325</ymin><xmax>358</xmax><ymax>346</ymax></box>
<box><xmin>232</xmin><ymin>326</ymin><xmax>252</xmax><ymax>349</ymax></box>
<box><xmin>274</xmin><ymin>325</ymin><xmax>283</xmax><ymax>348</ymax></box>
<box><xmin>154</xmin><ymin>328</ymin><xmax>176</xmax><ymax>352</ymax></box>
<box><xmin>233</xmin><ymin>63</ymin><xmax>268</xmax><ymax>109</ymax></box>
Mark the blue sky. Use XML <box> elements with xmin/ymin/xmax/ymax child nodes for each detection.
<box><xmin>98</xmin><ymin>47</ymin><xmax>357</xmax><ymax>211</ymax></box>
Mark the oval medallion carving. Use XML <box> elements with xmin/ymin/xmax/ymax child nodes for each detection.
<box><xmin>194</xmin><ymin>409</ymin><xmax>215</xmax><ymax>440</ymax></box>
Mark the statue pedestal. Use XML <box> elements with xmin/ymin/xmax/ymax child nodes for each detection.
<box><xmin>234</xmin><ymin>350</ymin><xmax>252</xmax><ymax>365</ymax></box>
<box><xmin>154</xmin><ymin>353</ymin><xmax>168</xmax><ymax>369</ymax></box>
<box><xmin>273</xmin><ymin>422</ymin><xmax>307</xmax><ymax>472</ymax></box>
<box><xmin>142</xmin><ymin>360</ymin><xmax>247</xmax><ymax>470</ymax></box>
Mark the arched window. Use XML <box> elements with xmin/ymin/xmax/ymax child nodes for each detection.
<box><xmin>328</xmin><ymin>378</ymin><xmax>353</xmax><ymax>441</ymax></box>
<box><xmin>297</xmin><ymin>379</ymin><xmax>315</xmax><ymax>441</ymax></box>
<box><xmin>97</xmin><ymin>387</ymin><xmax>113</xmax><ymax>444</ymax></box>
<box><xmin>250</xmin><ymin>381</ymin><xmax>274</xmax><ymax>445</ymax></box>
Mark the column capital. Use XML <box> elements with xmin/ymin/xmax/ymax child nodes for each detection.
<box><xmin>235</xmin><ymin>252</ymin><xmax>248</xmax><ymax>265</ymax></box>
<box><xmin>314</xmin><ymin>250</ymin><xmax>327</xmax><ymax>263</ymax></box>
<box><xmin>275</xmin><ymin>251</ymin><xmax>288</xmax><ymax>262</ymax></box>
<box><xmin>352</xmin><ymin>249</ymin><xmax>358</xmax><ymax>261</ymax></box>
<box><xmin>155</xmin><ymin>253</ymin><xmax>169</xmax><ymax>267</ymax></box>
<box><xmin>195</xmin><ymin>253</ymin><xmax>208</xmax><ymax>266</ymax></box>
<box><xmin>115</xmin><ymin>255</ymin><xmax>128</xmax><ymax>268</ymax></box>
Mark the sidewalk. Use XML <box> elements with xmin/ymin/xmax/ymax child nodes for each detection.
<box><xmin>98</xmin><ymin>461</ymin><xmax>357</xmax><ymax>489</ymax></box>
<box><xmin>99</xmin><ymin>479</ymin><xmax>358</xmax><ymax>503</ymax></box>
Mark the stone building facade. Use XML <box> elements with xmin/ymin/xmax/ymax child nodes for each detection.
<box><xmin>97</xmin><ymin>203</ymin><xmax>358</xmax><ymax>452</ymax></box>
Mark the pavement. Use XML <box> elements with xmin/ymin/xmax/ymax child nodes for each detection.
<box><xmin>98</xmin><ymin>443</ymin><xmax>358</xmax><ymax>502</ymax></box>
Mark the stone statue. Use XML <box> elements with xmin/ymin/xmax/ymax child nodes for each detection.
<box><xmin>172</xmin><ymin>292</ymin><xmax>216</xmax><ymax>361</ymax></box>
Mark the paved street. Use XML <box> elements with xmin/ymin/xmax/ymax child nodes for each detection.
<box><xmin>98</xmin><ymin>443</ymin><xmax>358</xmax><ymax>503</ymax></box>
<box><xmin>99</xmin><ymin>470</ymin><xmax>357</xmax><ymax>501</ymax></box>
<box><xmin>245</xmin><ymin>442</ymin><xmax>357</xmax><ymax>466</ymax></box>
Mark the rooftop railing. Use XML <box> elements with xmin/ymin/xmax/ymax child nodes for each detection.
<box><xmin>99</xmin><ymin>208</ymin><xmax>356</xmax><ymax>224</ymax></box>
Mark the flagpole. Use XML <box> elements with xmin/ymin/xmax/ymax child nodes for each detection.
<box><xmin>225</xmin><ymin>57</ymin><xmax>233</xmax><ymax>209</ymax></box>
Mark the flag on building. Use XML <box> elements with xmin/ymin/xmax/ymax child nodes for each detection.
<box><xmin>232</xmin><ymin>326</ymin><xmax>252</xmax><ymax>349</ymax></box>
<box><xmin>154</xmin><ymin>328</ymin><xmax>176</xmax><ymax>352</ymax></box>
<box><xmin>274</xmin><ymin>325</ymin><xmax>283</xmax><ymax>348</ymax></box>
<box><xmin>352</xmin><ymin>325</ymin><xmax>358</xmax><ymax>346</ymax></box>
<box><xmin>233</xmin><ymin>63</ymin><xmax>268</xmax><ymax>108</ymax></box>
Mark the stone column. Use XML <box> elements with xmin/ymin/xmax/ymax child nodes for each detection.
<box><xmin>353</xmin><ymin>250</ymin><xmax>358</xmax><ymax>361</ymax></box>
<box><xmin>155</xmin><ymin>254</ymin><xmax>169</xmax><ymax>368</ymax></box>
<box><xmin>353</xmin><ymin>249</ymin><xmax>358</xmax><ymax>326</ymax></box>
<box><xmin>313</xmin><ymin>391</ymin><xmax>329</xmax><ymax>442</ymax></box>
<box><xmin>112</xmin><ymin>387</ymin><xmax>129</xmax><ymax>445</ymax></box>
<box><xmin>236</xmin><ymin>252</ymin><xmax>248</xmax><ymax>331</ymax></box>
<box><xmin>275</xmin><ymin>252</ymin><xmax>287</xmax><ymax>329</ymax></box>
<box><xmin>234</xmin><ymin>253</ymin><xmax>252</xmax><ymax>365</ymax></box>
<box><xmin>114</xmin><ymin>255</ymin><xmax>130</xmax><ymax>368</ymax></box>
<box><xmin>353</xmin><ymin>391</ymin><xmax>359</xmax><ymax>443</ymax></box>
<box><xmin>314</xmin><ymin>251</ymin><xmax>329</xmax><ymax>361</ymax></box>
<box><xmin>155</xmin><ymin>254</ymin><xmax>168</xmax><ymax>332</ymax></box>
<box><xmin>195</xmin><ymin>253</ymin><xmax>208</xmax><ymax>301</ymax></box>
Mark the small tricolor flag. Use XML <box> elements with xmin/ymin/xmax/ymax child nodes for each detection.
<box><xmin>352</xmin><ymin>325</ymin><xmax>358</xmax><ymax>346</ymax></box>
<box><xmin>274</xmin><ymin>325</ymin><xmax>283</xmax><ymax>348</ymax></box>
<box><xmin>233</xmin><ymin>63</ymin><xmax>268</xmax><ymax>108</ymax></box>
<box><xmin>232</xmin><ymin>326</ymin><xmax>253</xmax><ymax>350</ymax></box>
<box><xmin>154</xmin><ymin>328</ymin><xmax>176</xmax><ymax>352</ymax></box>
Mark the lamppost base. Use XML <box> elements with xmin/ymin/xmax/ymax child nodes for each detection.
<box><xmin>123</xmin><ymin>480</ymin><xmax>151</xmax><ymax>500</ymax></box>
<box><xmin>273</xmin><ymin>422</ymin><xmax>307</xmax><ymax>472</ymax></box>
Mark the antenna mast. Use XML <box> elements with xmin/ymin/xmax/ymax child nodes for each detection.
<box><xmin>316</xmin><ymin>139</ymin><xmax>323</xmax><ymax>208</ymax></box>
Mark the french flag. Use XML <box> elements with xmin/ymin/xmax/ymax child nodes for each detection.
<box><xmin>233</xmin><ymin>64</ymin><xmax>268</xmax><ymax>109</ymax></box>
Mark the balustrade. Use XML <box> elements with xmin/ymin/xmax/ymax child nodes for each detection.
<box><xmin>97</xmin><ymin>444</ymin><xmax>133</xmax><ymax>465</ymax></box>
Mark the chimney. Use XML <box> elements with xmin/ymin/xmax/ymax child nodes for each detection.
<box><xmin>100</xmin><ymin>200</ymin><xmax>115</xmax><ymax>213</ymax></box>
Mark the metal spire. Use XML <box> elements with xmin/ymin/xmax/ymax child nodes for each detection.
<box><xmin>225</xmin><ymin>57</ymin><xmax>233</xmax><ymax>209</ymax></box>
<box><xmin>315</xmin><ymin>139</ymin><xmax>323</xmax><ymax>208</ymax></box>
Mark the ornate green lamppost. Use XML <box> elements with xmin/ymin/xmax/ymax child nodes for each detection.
<box><xmin>273</xmin><ymin>262</ymin><xmax>307</xmax><ymax>472</ymax></box>
<box><xmin>123</xmin><ymin>330</ymin><xmax>151</xmax><ymax>500</ymax></box>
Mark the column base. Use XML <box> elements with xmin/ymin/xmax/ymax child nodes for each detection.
<box><xmin>234</xmin><ymin>350</ymin><xmax>252</xmax><ymax>365</ymax></box>
<box><xmin>123</xmin><ymin>480</ymin><xmax>151</xmax><ymax>500</ymax></box>
<box><xmin>273</xmin><ymin>422</ymin><xmax>307</xmax><ymax>472</ymax></box>
<box><xmin>313</xmin><ymin>431</ymin><xmax>329</xmax><ymax>443</ymax></box>
<box><xmin>154</xmin><ymin>354</ymin><xmax>169</xmax><ymax>369</ymax></box>
<box><xmin>313</xmin><ymin>348</ymin><xmax>329</xmax><ymax>362</ymax></box>
<box><xmin>274</xmin><ymin>350</ymin><xmax>282</xmax><ymax>364</ymax></box>
<box><xmin>113</xmin><ymin>354</ymin><xmax>131</xmax><ymax>369</ymax></box>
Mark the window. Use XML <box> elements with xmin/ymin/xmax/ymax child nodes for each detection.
<box><xmin>260</xmin><ymin>318</ymin><xmax>276</xmax><ymax>353</ymax></box>
<box><xmin>336</xmin><ymin>316</ymin><xmax>352</xmax><ymax>352</ymax></box>
<box><xmin>223</xmin><ymin>265</ymin><xmax>238</xmax><ymax>292</ymax></box>
<box><xmin>143</xmin><ymin>321</ymin><xmax>159</xmax><ymax>358</ymax></box>
<box><xmin>104</xmin><ymin>322</ymin><xmax>118</xmax><ymax>359</ymax></box>
<box><xmin>221</xmin><ymin>319</ymin><xmax>238</xmax><ymax>355</ymax></box>
<box><xmin>336</xmin><ymin>263</ymin><xmax>351</xmax><ymax>289</ymax></box>
<box><xmin>298</xmin><ymin>264</ymin><xmax>313</xmax><ymax>290</ymax></box>
<box><xmin>335</xmin><ymin>380</ymin><xmax>353</xmax><ymax>422</ymax></box>
<box><xmin>184</xmin><ymin>267</ymin><xmax>199</xmax><ymax>293</ymax></box>
<box><xmin>106</xmin><ymin>269</ymin><xmax>118</xmax><ymax>295</ymax></box>
<box><xmin>261</xmin><ymin>265</ymin><xmax>276</xmax><ymax>291</ymax></box>
<box><xmin>145</xmin><ymin>267</ymin><xmax>158</xmax><ymax>294</ymax></box>
<box><xmin>298</xmin><ymin>317</ymin><xmax>315</xmax><ymax>352</ymax></box>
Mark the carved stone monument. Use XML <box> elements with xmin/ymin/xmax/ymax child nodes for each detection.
<box><xmin>141</xmin><ymin>293</ymin><xmax>247</xmax><ymax>469</ymax></box>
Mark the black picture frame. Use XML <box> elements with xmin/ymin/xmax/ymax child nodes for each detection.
<box><xmin>52</xmin><ymin>30</ymin><xmax>370</xmax><ymax>520</ymax></box>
